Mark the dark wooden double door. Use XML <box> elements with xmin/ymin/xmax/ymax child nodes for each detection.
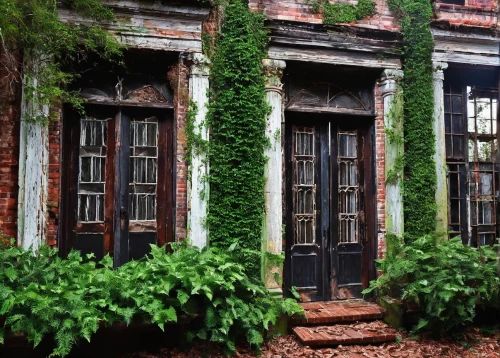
<box><xmin>285</xmin><ymin>117</ymin><xmax>375</xmax><ymax>301</ymax></box>
<box><xmin>61</xmin><ymin>105</ymin><xmax>174</xmax><ymax>266</ymax></box>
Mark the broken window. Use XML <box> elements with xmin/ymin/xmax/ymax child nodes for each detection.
<box><xmin>78</xmin><ymin>116</ymin><xmax>109</xmax><ymax>222</ymax></box>
<box><xmin>444</xmin><ymin>83</ymin><xmax>499</xmax><ymax>246</ymax></box>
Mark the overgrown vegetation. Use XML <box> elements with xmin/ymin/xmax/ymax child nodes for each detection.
<box><xmin>385</xmin><ymin>89</ymin><xmax>404</xmax><ymax>185</ymax></box>
<box><xmin>185</xmin><ymin>100</ymin><xmax>210</xmax><ymax>177</ymax></box>
<box><xmin>0</xmin><ymin>0</ymin><xmax>123</xmax><ymax>123</ymax></box>
<box><xmin>206</xmin><ymin>0</ymin><xmax>270</xmax><ymax>282</ymax></box>
<box><xmin>388</xmin><ymin>0</ymin><xmax>437</xmax><ymax>241</ymax></box>
<box><xmin>364</xmin><ymin>235</ymin><xmax>500</xmax><ymax>334</ymax></box>
<box><xmin>310</xmin><ymin>0</ymin><xmax>377</xmax><ymax>25</ymax></box>
<box><xmin>0</xmin><ymin>241</ymin><xmax>303</xmax><ymax>357</ymax></box>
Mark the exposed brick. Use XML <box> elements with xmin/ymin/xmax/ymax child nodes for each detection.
<box><xmin>292</xmin><ymin>320</ymin><xmax>397</xmax><ymax>347</ymax></box>
<box><xmin>46</xmin><ymin>118</ymin><xmax>61</xmax><ymax>247</ymax></box>
<box><xmin>0</xmin><ymin>50</ymin><xmax>21</xmax><ymax>241</ymax></box>
<box><xmin>291</xmin><ymin>301</ymin><xmax>385</xmax><ymax>325</ymax></box>
<box><xmin>249</xmin><ymin>0</ymin><xmax>399</xmax><ymax>31</ymax></box>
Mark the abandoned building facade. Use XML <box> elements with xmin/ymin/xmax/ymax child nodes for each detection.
<box><xmin>0</xmin><ymin>0</ymin><xmax>499</xmax><ymax>302</ymax></box>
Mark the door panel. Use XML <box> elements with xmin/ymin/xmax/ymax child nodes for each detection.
<box><xmin>286</xmin><ymin>124</ymin><xmax>329</xmax><ymax>301</ymax></box>
<box><xmin>285</xmin><ymin>117</ymin><xmax>374</xmax><ymax>302</ymax></box>
<box><xmin>332</xmin><ymin>129</ymin><xmax>365</xmax><ymax>299</ymax></box>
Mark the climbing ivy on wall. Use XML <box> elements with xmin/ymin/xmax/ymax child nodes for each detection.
<box><xmin>310</xmin><ymin>0</ymin><xmax>377</xmax><ymax>25</ymax></box>
<box><xmin>385</xmin><ymin>89</ymin><xmax>404</xmax><ymax>186</ymax></box>
<box><xmin>388</xmin><ymin>0</ymin><xmax>436</xmax><ymax>241</ymax></box>
<box><xmin>206</xmin><ymin>0</ymin><xmax>269</xmax><ymax>282</ymax></box>
<box><xmin>0</xmin><ymin>0</ymin><xmax>122</xmax><ymax>123</ymax></box>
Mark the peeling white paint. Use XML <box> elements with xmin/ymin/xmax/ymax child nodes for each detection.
<box><xmin>18</xmin><ymin>60</ymin><xmax>49</xmax><ymax>251</ymax></box>
<box><xmin>263</xmin><ymin>59</ymin><xmax>286</xmax><ymax>278</ymax></box>
<box><xmin>433</xmin><ymin>62</ymin><xmax>449</xmax><ymax>233</ymax></box>
<box><xmin>379</xmin><ymin>69</ymin><xmax>404</xmax><ymax>237</ymax></box>
<box><xmin>188</xmin><ymin>53</ymin><xmax>210</xmax><ymax>248</ymax></box>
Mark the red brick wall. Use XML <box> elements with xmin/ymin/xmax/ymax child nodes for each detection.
<box><xmin>0</xmin><ymin>51</ymin><xmax>21</xmax><ymax>241</ymax></box>
<box><xmin>168</xmin><ymin>62</ymin><xmax>190</xmax><ymax>242</ymax></box>
<box><xmin>374</xmin><ymin>82</ymin><xmax>386</xmax><ymax>259</ymax></box>
<box><xmin>46</xmin><ymin>109</ymin><xmax>62</xmax><ymax>247</ymax></box>
<box><xmin>435</xmin><ymin>1</ymin><xmax>498</xmax><ymax>28</ymax></box>
<box><xmin>249</xmin><ymin>0</ymin><xmax>399</xmax><ymax>31</ymax></box>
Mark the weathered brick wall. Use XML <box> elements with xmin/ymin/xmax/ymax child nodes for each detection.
<box><xmin>46</xmin><ymin>110</ymin><xmax>61</xmax><ymax>247</ymax></box>
<box><xmin>249</xmin><ymin>0</ymin><xmax>499</xmax><ymax>32</ymax></box>
<box><xmin>249</xmin><ymin>0</ymin><xmax>399</xmax><ymax>31</ymax></box>
<box><xmin>374</xmin><ymin>83</ymin><xmax>386</xmax><ymax>259</ymax></box>
<box><xmin>435</xmin><ymin>1</ymin><xmax>499</xmax><ymax>28</ymax></box>
<box><xmin>0</xmin><ymin>51</ymin><xmax>21</xmax><ymax>241</ymax></box>
<box><xmin>169</xmin><ymin>62</ymin><xmax>190</xmax><ymax>242</ymax></box>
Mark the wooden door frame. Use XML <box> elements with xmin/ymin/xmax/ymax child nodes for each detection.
<box><xmin>283</xmin><ymin>112</ymin><xmax>377</xmax><ymax>301</ymax></box>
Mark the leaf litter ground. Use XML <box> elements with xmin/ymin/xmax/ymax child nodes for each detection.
<box><xmin>121</xmin><ymin>326</ymin><xmax>500</xmax><ymax>358</ymax></box>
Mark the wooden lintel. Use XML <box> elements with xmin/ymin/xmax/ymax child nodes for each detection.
<box><xmin>269</xmin><ymin>45</ymin><xmax>401</xmax><ymax>69</ymax></box>
<box><xmin>286</xmin><ymin>106</ymin><xmax>374</xmax><ymax>116</ymax></box>
<box><xmin>433</xmin><ymin>51</ymin><xmax>500</xmax><ymax>67</ymax></box>
<box><xmin>84</xmin><ymin>99</ymin><xmax>174</xmax><ymax>109</ymax></box>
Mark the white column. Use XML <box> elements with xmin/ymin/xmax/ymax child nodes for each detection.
<box><xmin>433</xmin><ymin>62</ymin><xmax>449</xmax><ymax>234</ymax></box>
<box><xmin>379</xmin><ymin>69</ymin><xmax>404</xmax><ymax>237</ymax></box>
<box><xmin>18</xmin><ymin>59</ymin><xmax>49</xmax><ymax>251</ymax></box>
<box><xmin>188</xmin><ymin>53</ymin><xmax>210</xmax><ymax>248</ymax></box>
<box><xmin>262</xmin><ymin>59</ymin><xmax>286</xmax><ymax>290</ymax></box>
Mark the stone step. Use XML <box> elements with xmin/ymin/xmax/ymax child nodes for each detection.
<box><xmin>292</xmin><ymin>321</ymin><xmax>398</xmax><ymax>347</ymax></box>
<box><xmin>291</xmin><ymin>300</ymin><xmax>385</xmax><ymax>325</ymax></box>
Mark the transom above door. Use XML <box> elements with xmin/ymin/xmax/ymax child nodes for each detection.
<box><xmin>285</xmin><ymin>116</ymin><xmax>375</xmax><ymax>302</ymax></box>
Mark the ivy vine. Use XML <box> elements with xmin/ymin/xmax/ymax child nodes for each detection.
<box><xmin>385</xmin><ymin>89</ymin><xmax>404</xmax><ymax>185</ymax></box>
<box><xmin>310</xmin><ymin>0</ymin><xmax>377</xmax><ymax>25</ymax></box>
<box><xmin>0</xmin><ymin>0</ymin><xmax>122</xmax><ymax>123</ymax></box>
<box><xmin>388</xmin><ymin>0</ymin><xmax>436</xmax><ymax>241</ymax></box>
<box><xmin>206</xmin><ymin>0</ymin><xmax>269</xmax><ymax>282</ymax></box>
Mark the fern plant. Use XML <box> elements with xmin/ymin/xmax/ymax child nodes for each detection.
<box><xmin>364</xmin><ymin>235</ymin><xmax>500</xmax><ymax>334</ymax></box>
<box><xmin>0</xmin><ymin>240</ymin><xmax>303</xmax><ymax>357</ymax></box>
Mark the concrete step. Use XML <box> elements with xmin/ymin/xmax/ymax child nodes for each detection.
<box><xmin>292</xmin><ymin>320</ymin><xmax>398</xmax><ymax>347</ymax></box>
<box><xmin>291</xmin><ymin>300</ymin><xmax>385</xmax><ymax>325</ymax></box>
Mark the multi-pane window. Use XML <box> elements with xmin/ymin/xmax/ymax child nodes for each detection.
<box><xmin>467</xmin><ymin>88</ymin><xmax>498</xmax><ymax>246</ymax></box>
<box><xmin>129</xmin><ymin>117</ymin><xmax>159</xmax><ymax>221</ymax></box>
<box><xmin>292</xmin><ymin>126</ymin><xmax>316</xmax><ymax>244</ymax></box>
<box><xmin>444</xmin><ymin>84</ymin><xmax>499</xmax><ymax>246</ymax></box>
<box><xmin>78</xmin><ymin>117</ymin><xmax>109</xmax><ymax>223</ymax></box>
<box><xmin>338</xmin><ymin>132</ymin><xmax>359</xmax><ymax>243</ymax></box>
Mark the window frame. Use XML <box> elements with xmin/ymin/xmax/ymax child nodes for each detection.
<box><xmin>445</xmin><ymin>84</ymin><xmax>500</xmax><ymax>247</ymax></box>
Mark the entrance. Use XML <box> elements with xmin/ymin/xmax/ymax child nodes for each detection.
<box><xmin>285</xmin><ymin>116</ymin><xmax>376</xmax><ymax>301</ymax></box>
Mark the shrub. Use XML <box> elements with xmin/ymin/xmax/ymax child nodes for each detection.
<box><xmin>364</xmin><ymin>235</ymin><xmax>500</xmax><ymax>334</ymax></box>
<box><xmin>0</xmin><ymin>241</ymin><xmax>303</xmax><ymax>356</ymax></box>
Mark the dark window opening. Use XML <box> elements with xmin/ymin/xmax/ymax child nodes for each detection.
<box><xmin>444</xmin><ymin>82</ymin><xmax>499</xmax><ymax>247</ymax></box>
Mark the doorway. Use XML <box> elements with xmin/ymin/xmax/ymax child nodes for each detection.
<box><xmin>284</xmin><ymin>115</ymin><xmax>376</xmax><ymax>301</ymax></box>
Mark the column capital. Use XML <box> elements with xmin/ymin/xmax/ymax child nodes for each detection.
<box><xmin>188</xmin><ymin>52</ymin><xmax>210</xmax><ymax>77</ymax></box>
<box><xmin>262</xmin><ymin>59</ymin><xmax>286</xmax><ymax>93</ymax></box>
<box><xmin>433</xmin><ymin>61</ymin><xmax>448</xmax><ymax>82</ymax></box>
<box><xmin>379</xmin><ymin>69</ymin><xmax>403</xmax><ymax>97</ymax></box>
